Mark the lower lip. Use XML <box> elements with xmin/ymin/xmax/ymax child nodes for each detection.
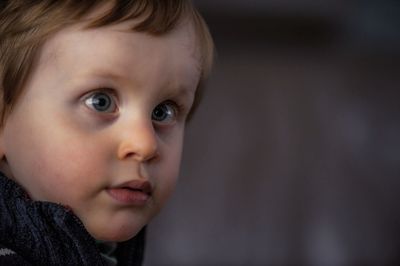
<box><xmin>106</xmin><ymin>188</ymin><xmax>150</xmax><ymax>206</ymax></box>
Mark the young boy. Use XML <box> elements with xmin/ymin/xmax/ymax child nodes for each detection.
<box><xmin>0</xmin><ymin>0</ymin><xmax>213</xmax><ymax>265</ymax></box>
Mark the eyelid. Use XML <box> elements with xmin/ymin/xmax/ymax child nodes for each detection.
<box><xmin>152</xmin><ymin>100</ymin><xmax>191</xmax><ymax>130</ymax></box>
<box><xmin>82</xmin><ymin>88</ymin><xmax>120</xmax><ymax>114</ymax></box>
<box><xmin>164</xmin><ymin>100</ymin><xmax>187</xmax><ymax>119</ymax></box>
<box><xmin>85</xmin><ymin>88</ymin><xmax>119</xmax><ymax>99</ymax></box>
<box><xmin>152</xmin><ymin>101</ymin><xmax>175</xmax><ymax>125</ymax></box>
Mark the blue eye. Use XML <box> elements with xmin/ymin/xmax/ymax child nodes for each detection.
<box><xmin>84</xmin><ymin>92</ymin><xmax>117</xmax><ymax>113</ymax></box>
<box><xmin>152</xmin><ymin>102</ymin><xmax>177</xmax><ymax>124</ymax></box>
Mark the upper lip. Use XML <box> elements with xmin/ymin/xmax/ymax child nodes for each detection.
<box><xmin>112</xmin><ymin>180</ymin><xmax>153</xmax><ymax>195</ymax></box>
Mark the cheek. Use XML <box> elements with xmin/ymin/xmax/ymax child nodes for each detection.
<box><xmin>4</xmin><ymin>119</ymin><xmax>109</xmax><ymax>201</ymax></box>
<box><xmin>38</xmin><ymin>134</ymin><xmax>111</xmax><ymax>189</ymax></box>
<box><xmin>155</xmin><ymin>135</ymin><xmax>184</xmax><ymax>206</ymax></box>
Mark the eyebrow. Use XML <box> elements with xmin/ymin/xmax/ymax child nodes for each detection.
<box><xmin>165</xmin><ymin>85</ymin><xmax>196</xmax><ymax>101</ymax></box>
<box><xmin>82</xmin><ymin>69</ymin><xmax>126</xmax><ymax>83</ymax></box>
<box><xmin>80</xmin><ymin>69</ymin><xmax>197</xmax><ymax>98</ymax></box>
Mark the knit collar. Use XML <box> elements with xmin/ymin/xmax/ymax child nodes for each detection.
<box><xmin>0</xmin><ymin>172</ymin><xmax>146</xmax><ymax>265</ymax></box>
<box><xmin>96</xmin><ymin>240</ymin><xmax>118</xmax><ymax>266</ymax></box>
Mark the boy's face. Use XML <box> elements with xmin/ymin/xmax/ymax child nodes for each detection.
<box><xmin>0</xmin><ymin>18</ymin><xmax>200</xmax><ymax>241</ymax></box>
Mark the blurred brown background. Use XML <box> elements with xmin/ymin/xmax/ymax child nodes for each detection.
<box><xmin>144</xmin><ymin>1</ymin><xmax>400</xmax><ymax>265</ymax></box>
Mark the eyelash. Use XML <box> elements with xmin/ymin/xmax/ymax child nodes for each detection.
<box><xmin>83</xmin><ymin>89</ymin><xmax>119</xmax><ymax>114</ymax></box>
<box><xmin>152</xmin><ymin>101</ymin><xmax>185</xmax><ymax>125</ymax></box>
<box><xmin>82</xmin><ymin>88</ymin><xmax>187</xmax><ymax>123</ymax></box>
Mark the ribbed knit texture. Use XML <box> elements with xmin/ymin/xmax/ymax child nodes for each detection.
<box><xmin>0</xmin><ymin>172</ymin><xmax>145</xmax><ymax>265</ymax></box>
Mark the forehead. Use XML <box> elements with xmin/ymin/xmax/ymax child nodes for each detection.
<box><xmin>36</xmin><ymin>18</ymin><xmax>201</xmax><ymax>91</ymax></box>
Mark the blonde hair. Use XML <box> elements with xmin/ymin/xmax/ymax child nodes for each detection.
<box><xmin>0</xmin><ymin>0</ymin><xmax>213</xmax><ymax>124</ymax></box>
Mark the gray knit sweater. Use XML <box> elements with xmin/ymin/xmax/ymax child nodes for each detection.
<box><xmin>0</xmin><ymin>172</ymin><xmax>145</xmax><ymax>265</ymax></box>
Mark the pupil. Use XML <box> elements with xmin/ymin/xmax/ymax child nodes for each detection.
<box><xmin>93</xmin><ymin>94</ymin><xmax>110</xmax><ymax>111</ymax></box>
<box><xmin>97</xmin><ymin>97</ymin><xmax>106</xmax><ymax>107</ymax></box>
<box><xmin>153</xmin><ymin>105</ymin><xmax>167</xmax><ymax>120</ymax></box>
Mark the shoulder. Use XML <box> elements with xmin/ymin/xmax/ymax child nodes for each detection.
<box><xmin>0</xmin><ymin>244</ymin><xmax>32</xmax><ymax>265</ymax></box>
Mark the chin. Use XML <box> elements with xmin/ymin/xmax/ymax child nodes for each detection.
<box><xmin>88</xmin><ymin>224</ymin><xmax>144</xmax><ymax>242</ymax></box>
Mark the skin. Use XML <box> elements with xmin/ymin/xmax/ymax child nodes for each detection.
<box><xmin>0</xmin><ymin>17</ymin><xmax>200</xmax><ymax>241</ymax></box>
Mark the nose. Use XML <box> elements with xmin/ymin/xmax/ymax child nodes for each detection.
<box><xmin>117</xmin><ymin>119</ymin><xmax>159</xmax><ymax>162</ymax></box>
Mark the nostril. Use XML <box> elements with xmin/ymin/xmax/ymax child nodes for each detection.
<box><xmin>117</xmin><ymin>133</ymin><xmax>159</xmax><ymax>162</ymax></box>
<box><xmin>118</xmin><ymin>149</ymin><xmax>159</xmax><ymax>163</ymax></box>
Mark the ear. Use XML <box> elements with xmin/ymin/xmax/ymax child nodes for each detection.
<box><xmin>0</xmin><ymin>92</ymin><xmax>12</xmax><ymax>177</ymax></box>
<box><xmin>0</xmin><ymin>125</ymin><xmax>5</xmax><ymax>160</ymax></box>
<box><xmin>0</xmin><ymin>127</ymin><xmax>12</xmax><ymax>178</ymax></box>
<box><xmin>0</xmin><ymin>102</ymin><xmax>4</xmax><ymax>160</ymax></box>
<box><xmin>0</xmin><ymin>87</ymin><xmax>6</xmax><ymax>159</ymax></box>
<box><xmin>0</xmin><ymin>111</ymin><xmax>7</xmax><ymax>165</ymax></box>
<box><xmin>0</xmin><ymin>86</ymin><xmax>11</xmax><ymax>165</ymax></box>
<box><xmin>0</xmin><ymin>128</ymin><xmax>7</xmax><ymax>175</ymax></box>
